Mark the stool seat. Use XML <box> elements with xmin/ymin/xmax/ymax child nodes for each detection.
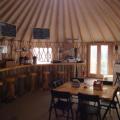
<box><xmin>57</xmin><ymin>71</ymin><xmax>66</xmax><ymax>82</ymax></box>
<box><xmin>31</xmin><ymin>73</ymin><xmax>37</xmax><ymax>91</ymax></box>
<box><xmin>0</xmin><ymin>82</ymin><xmax>3</xmax><ymax>103</ymax></box>
<box><xmin>0</xmin><ymin>82</ymin><xmax>3</xmax><ymax>86</ymax></box>
<box><xmin>31</xmin><ymin>73</ymin><xmax>37</xmax><ymax>76</ymax></box>
<box><xmin>6</xmin><ymin>77</ymin><xmax>16</xmax><ymax>99</ymax></box>
<box><xmin>16</xmin><ymin>74</ymin><xmax>27</xmax><ymax>96</ymax></box>
<box><xmin>17</xmin><ymin>74</ymin><xmax>27</xmax><ymax>78</ymax></box>
<box><xmin>43</xmin><ymin>71</ymin><xmax>51</xmax><ymax>90</ymax></box>
<box><xmin>6</xmin><ymin>77</ymin><xmax>16</xmax><ymax>83</ymax></box>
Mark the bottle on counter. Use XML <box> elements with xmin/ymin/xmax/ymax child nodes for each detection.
<box><xmin>33</xmin><ymin>56</ymin><xmax>37</xmax><ymax>64</ymax></box>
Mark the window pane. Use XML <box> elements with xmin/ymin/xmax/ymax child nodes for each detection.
<box><xmin>101</xmin><ymin>45</ymin><xmax>108</xmax><ymax>75</ymax></box>
<box><xmin>90</xmin><ymin>45</ymin><xmax>97</xmax><ymax>74</ymax></box>
<box><xmin>33</xmin><ymin>48</ymin><xmax>52</xmax><ymax>64</ymax></box>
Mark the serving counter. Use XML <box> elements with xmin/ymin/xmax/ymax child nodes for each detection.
<box><xmin>0</xmin><ymin>63</ymin><xmax>86</xmax><ymax>101</ymax></box>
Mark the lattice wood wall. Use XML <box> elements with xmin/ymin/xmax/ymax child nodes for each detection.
<box><xmin>0</xmin><ymin>40</ymin><xmax>88</xmax><ymax>63</ymax></box>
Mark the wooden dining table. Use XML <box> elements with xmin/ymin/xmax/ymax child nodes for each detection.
<box><xmin>54</xmin><ymin>82</ymin><xmax>117</xmax><ymax>100</ymax></box>
<box><xmin>54</xmin><ymin>82</ymin><xmax>118</xmax><ymax>120</ymax></box>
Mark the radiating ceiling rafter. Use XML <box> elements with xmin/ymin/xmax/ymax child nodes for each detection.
<box><xmin>57</xmin><ymin>0</ymin><xmax>65</xmax><ymax>43</ymax></box>
<box><xmin>96</xmin><ymin>0</ymin><xmax>120</xmax><ymax>41</ymax></box>
<box><xmin>16</xmin><ymin>0</ymin><xmax>35</xmax><ymax>41</ymax></box>
<box><xmin>72</xmin><ymin>0</ymin><xmax>83</xmax><ymax>43</ymax></box>
<box><xmin>103</xmin><ymin>0</ymin><xmax>120</xmax><ymax>37</ymax></box>
<box><xmin>78</xmin><ymin>0</ymin><xmax>94</xmax><ymax>42</ymax></box>
<box><xmin>81</xmin><ymin>0</ymin><xmax>102</xmax><ymax>42</ymax></box>
<box><xmin>85</xmin><ymin>0</ymin><xmax>106</xmax><ymax>42</ymax></box>
<box><xmin>28</xmin><ymin>0</ymin><xmax>46</xmax><ymax>44</ymax></box>
<box><xmin>1</xmin><ymin>0</ymin><xmax>23</xmax><ymax>22</ymax></box>
<box><xmin>92</xmin><ymin>0</ymin><xmax>115</xmax><ymax>41</ymax></box>
<box><xmin>44</xmin><ymin>0</ymin><xmax>54</xmax><ymax>29</ymax></box>
<box><xmin>0</xmin><ymin>0</ymin><xmax>32</xmax><ymax>42</ymax></box>
<box><xmin>1</xmin><ymin>0</ymin><xmax>120</xmax><ymax>44</ymax></box>
<box><xmin>50</xmin><ymin>0</ymin><xmax>59</xmax><ymax>42</ymax></box>
<box><xmin>63</xmin><ymin>0</ymin><xmax>73</xmax><ymax>41</ymax></box>
<box><xmin>0</xmin><ymin>0</ymin><xmax>9</xmax><ymax>11</ymax></box>
<box><xmin>0</xmin><ymin>0</ymin><xmax>16</xmax><ymax>18</ymax></box>
<box><xmin>67</xmin><ymin>0</ymin><xmax>75</xmax><ymax>42</ymax></box>
<box><xmin>18</xmin><ymin>0</ymin><xmax>40</xmax><ymax>42</ymax></box>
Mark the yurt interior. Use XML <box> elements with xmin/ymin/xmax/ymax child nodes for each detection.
<box><xmin>0</xmin><ymin>0</ymin><xmax>120</xmax><ymax>120</ymax></box>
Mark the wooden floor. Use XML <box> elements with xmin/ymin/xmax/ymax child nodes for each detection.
<box><xmin>0</xmin><ymin>80</ymin><xmax>120</xmax><ymax>120</ymax></box>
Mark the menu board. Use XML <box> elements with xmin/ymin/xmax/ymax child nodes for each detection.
<box><xmin>0</xmin><ymin>22</ymin><xmax>16</xmax><ymax>37</ymax></box>
<box><xmin>32</xmin><ymin>28</ymin><xmax>50</xmax><ymax>39</ymax></box>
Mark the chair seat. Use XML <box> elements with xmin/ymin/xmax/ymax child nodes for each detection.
<box><xmin>100</xmin><ymin>99</ymin><xmax>117</xmax><ymax>108</ymax></box>
<box><xmin>76</xmin><ymin>93</ymin><xmax>101</xmax><ymax>120</ymax></box>
<box><xmin>54</xmin><ymin>100</ymin><xmax>72</xmax><ymax>110</ymax></box>
<box><xmin>78</xmin><ymin>103</ymin><xmax>99</xmax><ymax>115</ymax></box>
<box><xmin>101</xmin><ymin>86</ymin><xmax>120</xmax><ymax>120</ymax></box>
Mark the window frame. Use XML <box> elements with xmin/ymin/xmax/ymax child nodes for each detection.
<box><xmin>88</xmin><ymin>43</ymin><xmax>113</xmax><ymax>78</ymax></box>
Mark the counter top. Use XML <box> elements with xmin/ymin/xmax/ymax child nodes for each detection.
<box><xmin>0</xmin><ymin>62</ymin><xmax>86</xmax><ymax>72</ymax></box>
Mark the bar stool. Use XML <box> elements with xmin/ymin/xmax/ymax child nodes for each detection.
<box><xmin>43</xmin><ymin>71</ymin><xmax>51</xmax><ymax>90</ymax></box>
<box><xmin>16</xmin><ymin>74</ymin><xmax>27</xmax><ymax>96</ymax></box>
<box><xmin>57</xmin><ymin>71</ymin><xmax>70</xmax><ymax>82</ymax></box>
<box><xmin>37</xmin><ymin>71</ymin><xmax>43</xmax><ymax>89</ymax></box>
<box><xmin>0</xmin><ymin>81</ymin><xmax>3</xmax><ymax>103</ymax></box>
<box><xmin>30</xmin><ymin>73</ymin><xmax>37</xmax><ymax>91</ymax></box>
<box><xmin>6</xmin><ymin>77</ymin><xmax>16</xmax><ymax>99</ymax></box>
<box><xmin>57</xmin><ymin>71</ymin><xmax>65</xmax><ymax>82</ymax></box>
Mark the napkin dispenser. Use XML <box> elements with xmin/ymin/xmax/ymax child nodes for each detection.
<box><xmin>93</xmin><ymin>80</ymin><xmax>103</xmax><ymax>91</ymax></box>
<box><xmin>71</xmin><ymin>79</ymin><xmax>80</xmax><ymax>88</ymax></box>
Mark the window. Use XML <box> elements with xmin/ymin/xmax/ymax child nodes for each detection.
<box><xmin>33</xmin><ymin>48</ymin><xmax>52</xmax><ymax>64</ymax></box>
<box><xmin>100</xmin><ymin>45</ymin><xmax>108</xmax><ymax>75</ymax></box>
<box><xmin>89</xmin><ymin>44</ymin><xmax>111</xmax><ymax>77</ymax></box>
<box><xmin>90</xmin><ymin>45</ymin><xmax>97</xmax><ymax>74</ymax></box>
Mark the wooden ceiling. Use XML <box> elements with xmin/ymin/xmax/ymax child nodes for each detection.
<box><xmin>0</xmin><ymin>0</ymin><xmax>120</xmax><ymax>43</ymax></box>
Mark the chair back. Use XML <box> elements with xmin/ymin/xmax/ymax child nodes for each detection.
<box><xmin>49</xmin><ymin>90</ymin><xmax>74</xmax><ymax>120</ymax></box>
<box><xmin>51</xmin><ymin>79</ymin><xmax>64</xmax><ymax>88</ymax></box>
<box><xmin>103</xmin><ymin>81</ymin><xmax>113</xmax><ymax>85</ymax></box>
<box><xmin>51</xmin><ymin>90</ymin><xmax>71</xmax><ymax>100</ymax></box>
<box><xmin>77</xmin><ymin>93</ymin><xmax>101</xmax><ymax>120</ymax></box>
<box><xmin>114</xmin><ymin>72</ymin><xmax>120</xmax><ymax>86</ymax></box>
<box><xmin>71</xmin><ymin>77</ymin><xmax>84</xmax><ymax>83</ymax></box>
<box><xmin>78</xmin><ymin>93</ymin><xmax>99</xmax><ymax>102</ymax></box>
<box><xmin>112</xmin><ymin>86</ymin><xmax>119</xmax><ymax>101</ymax></box>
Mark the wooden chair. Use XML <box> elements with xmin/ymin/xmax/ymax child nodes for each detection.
<box><xmin>76</xmin><ymin>93</ymin><xmax>101</xmax><ymax>120</ymax></box>
<box><xmin>49</xmin><ymin>90</ymin><xmax>74</xmax><ymax>120</ymax></box>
